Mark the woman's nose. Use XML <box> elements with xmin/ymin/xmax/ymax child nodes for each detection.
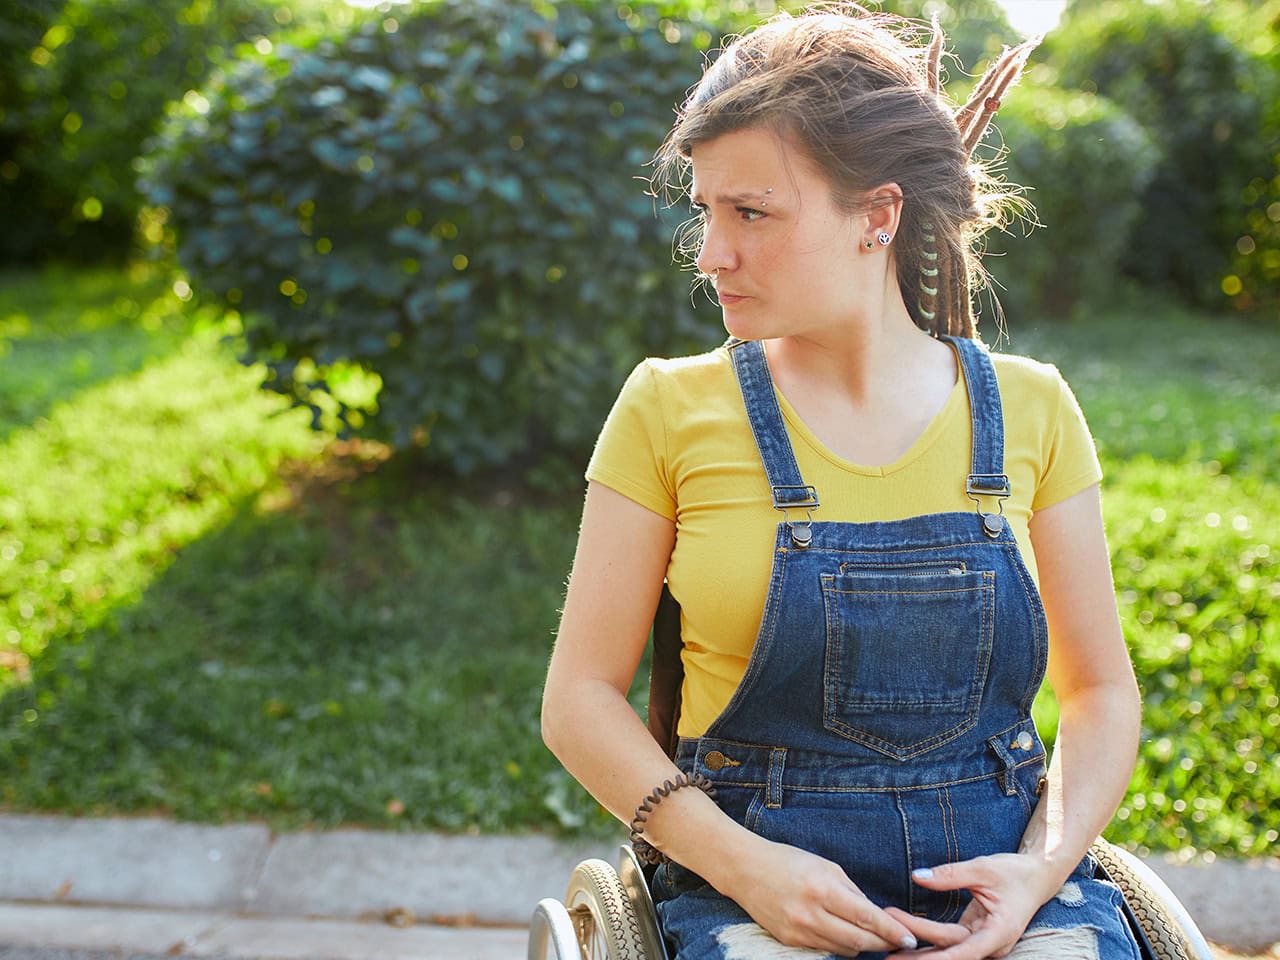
<box><xmin>695</xmin><ymin>219</ymin><xmax>736</xmax><ymax>276</ymax></box>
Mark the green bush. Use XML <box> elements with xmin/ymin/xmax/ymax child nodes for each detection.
<box><xmin>141</xmin><ymin>0</ymin><xmax>725</xmax><ymax>475</ymax></box>
<box><xmin>981</xmin><ymin>77</ymin><xmax>1158</xmax><ymax>321</ymax></box>
<box><xmin>0</xmin><ymin>0</ymin><xmax>64</xmax><ymax>136</ymax></box>
<box><xmin>1043</xmin><ymin>0</ymin><xmax>1280</xmax><ymax>313</ymax></box>
<box><xmin>1220</xmin><ymin>0</ymin><xmax>1280</xmax><ymax>316</ymax></box>
<box><xmin>0</xmin><ymin>0</ymin><xmax>66</xmax><ymax>261</ymax></box>
<box><xmin>0</xmin><ymin>0</ymin><xmax>356</xmax><ymax>264</ymax></box>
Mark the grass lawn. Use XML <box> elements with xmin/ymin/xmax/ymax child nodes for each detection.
<box><xmin>0</xmin><ymin>266</ymin><xmax>1276</xmax><ymax>857</ymax></box>
<box><xmin>1008</xmin><ymin>307</ymin><xmax>1280</xmax><ymax>859</ymax></box>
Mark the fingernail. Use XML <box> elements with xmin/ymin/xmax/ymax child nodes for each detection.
<box><xmin>912</xmin><ymin>867</ymin><xmax>934</xmax><ymax>880</ymax></box>
<box><xmin>900</xmin><ymin>934</ymin><xmax>919</xmax><ymax>949</ymax></box>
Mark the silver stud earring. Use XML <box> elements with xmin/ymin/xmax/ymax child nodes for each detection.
<box><xmin>877</xmin><ymin>231</ymin><xmax>892</xmax><ymax>246</ymax></box>
<box><xmin>864</xmin><ymin>239</ymin><xmax>874</xmax><ymax>250</ymax></box>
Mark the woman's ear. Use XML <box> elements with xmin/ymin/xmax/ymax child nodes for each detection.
<box><xmin>864</xmin><ymin>182</ymin><xmax>905</xmax><ymax>241</ymax></box>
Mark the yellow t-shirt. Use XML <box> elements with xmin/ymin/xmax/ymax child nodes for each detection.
<box><xmin>585</xmin><ymin>341</ymin><xmax>1102</xmax><ymax>738</ymax></box>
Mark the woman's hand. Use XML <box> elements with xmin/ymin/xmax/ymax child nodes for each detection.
<box><xmin>884</xmin><ymin>853</ymin><xmax>1057</xmax><ymax>959</ymax></box>
<box><xmin>718</xmin><ymin>836</ymin><xmax>920</xmax><ymax>956</ymax></box>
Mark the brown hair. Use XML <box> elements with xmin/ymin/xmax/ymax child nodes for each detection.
<box><xmin>653</xmin><ymin>4</ymin><xmax>1039</xmax><ymax>338</ymax></box>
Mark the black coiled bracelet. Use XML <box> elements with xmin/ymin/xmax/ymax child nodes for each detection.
<box><xmin>629</xmin><ymin>772</ymin><xmax>718</xmax><ymax>865</ymax></box>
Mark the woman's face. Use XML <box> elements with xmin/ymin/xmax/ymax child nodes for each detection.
<box><xmin>689</xmin><ymin>126</ymin><xmax>873</xmax><ymax>342</ymax></box>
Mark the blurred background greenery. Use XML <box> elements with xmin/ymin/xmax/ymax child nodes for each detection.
<box><xmin>0</xmin><ymin>0</ymin><xmax>1276</xmax><ymax>858</ymax></box>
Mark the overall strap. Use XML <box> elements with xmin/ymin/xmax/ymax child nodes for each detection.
<box><xmin>728</xmin><ymin>339</ymin><xmax>819</xmax><ymax>546</ymax></box>
<box><xmin>943</xmin><ymin>335</ymin><xmax>1012</xmax><ymax>537</ymax></box>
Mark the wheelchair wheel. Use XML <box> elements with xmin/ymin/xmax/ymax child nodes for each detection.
<box><xmin>565</xmin><ymin>858</ymin><xmax>649</xmax><ymax>960</ymax></box>
<box><xmin>1090</xmin><ymin>841</ymin><xmax>1215</xmax><ymax>960</ymax></box>
<box><xmin>617</xmin><ymin>844</ymin><xmax>669</xmax><ymax>960</ymax></box>
<box><xmin>529</xmin><ymin>897</ymin><xmax>583</xmax><ymax>960</ymax></box>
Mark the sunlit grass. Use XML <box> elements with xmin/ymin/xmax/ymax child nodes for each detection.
<box><xmin>0</xmin><ymin>267</ymin><xmax>324</xmax><ymax>680</ymax></box>
<box><xmin>0</xmin><ymin>265</ymin><xmax>185</xmax><ymax>437</ymax></box>
<box><xmin>1</xmin><ymin>338</ymin><xmax>325</xmax><ymax>658</ymax></box>
<box><xmin>1</xmin><ymin>462</ymin><xmax>587</xmax><ymax>830</ymax></box>
<box><xmin>1007</xmin><ymin>302</ymin><xmax>1280</xmax><ymax>858</ymax></box>
<box><xmin>0</xmin><ymin>265</ymin><xmax>601</xmax><ymax>833</ymax></box>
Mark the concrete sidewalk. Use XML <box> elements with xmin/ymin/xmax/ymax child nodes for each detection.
<box><xmin>0</xmin><ymin>813</ymin><xmax>1277</xmax><ymax>958</ymax></box>
<box><xmin>0</xmin><ymin>814</ymin><xmax>614</xmax><ymax>959</ymax></box>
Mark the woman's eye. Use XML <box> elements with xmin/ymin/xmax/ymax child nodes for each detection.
<box><xmin>688</xmin><ymin>203</ymin><xmax>765</xmax><ymax>222</ymax></box>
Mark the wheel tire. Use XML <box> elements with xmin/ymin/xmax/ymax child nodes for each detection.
<box><xmin>1090</xmin><ymin>841</ymin><xmax>1213</xmax><ymax>960</ymax></box>
<box><xmin>566</xmin><ymin>858</ymin><xmax>650</xmax><ymax>960</ymax></box>
<box><xmin>529</xmin><ymin>897</ymin><xmax>583</xmax><ymax>960</ymax></box>
<box><xmin>617</xmin><ymin>844</ymin><xmax>668</xmax><ymax>960</ymax></box>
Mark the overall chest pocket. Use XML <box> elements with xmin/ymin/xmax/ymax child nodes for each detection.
<box><xmin>820</xmin><ymin>563</ymin><xmax>996</xmax><ymax>759</ymax></box>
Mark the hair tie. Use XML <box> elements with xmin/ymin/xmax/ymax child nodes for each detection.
<box><xmin>629</xmin><ymin>773</ymin><xmax>718</xmax><ymax>865</ymax></box>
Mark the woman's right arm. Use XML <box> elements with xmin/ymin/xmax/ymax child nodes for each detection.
<box><xmin>541</xmin><ymin>482</ymin><xmax>917</xmax><ymax>955</ymax></box>
<box><xmin>542</xmin><ymin>480</ymin><xmax>684</xmax><ymax>823</ymax></box>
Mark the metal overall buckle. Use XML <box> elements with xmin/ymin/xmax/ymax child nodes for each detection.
<box><xmin>966</xmin><ymin>474</ymin><xmax>1011</xmax><ymax>538</ymax></box>
<box><xmin>772</xmin><ymin>484</ymin><xmax>820</xmax><ymax>548</ymax></box>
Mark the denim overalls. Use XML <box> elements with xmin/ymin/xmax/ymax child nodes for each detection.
<box><xmin>652</xmin><ymin>337</ymin><xmax>1139</xmax><ymax>960</ymax></box>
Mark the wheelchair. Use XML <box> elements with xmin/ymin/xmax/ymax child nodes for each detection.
<box><xmin>530</xmin><ymin>587</ymin><xmax>1215</xmax><ymax>960</ymax></box>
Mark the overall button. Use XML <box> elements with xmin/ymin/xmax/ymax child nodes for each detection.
<box><xmin>1012</xmin><ymin>731</ymin><xmax>1035</xmax><ymax>751</ymax></box>
<box><xmin>703</xmin><ymin>750</ymin><xmax>739</xmax><ymax>771</ymax></box>
<box><xmin>1035</xmin><ymin>776</ymin><xmax>1048</xmax><ymax>796</ymax></box>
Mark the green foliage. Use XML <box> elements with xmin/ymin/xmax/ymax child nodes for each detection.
<box><xmin>0</xmin><ymin>0</ymin><xmax>357</xmax><ymax>264</ymax></box>
<box><xmin>1220</xmin><ymin>0</ymin><xmax>1280</xmax><ymax>317</ymax></box>
<box><xmin>1009</xmin><ymin>300</ymin><xmax>1280</xmax><ymax>857</ymax></box>
<box><xmin>1043</xmin><ymin>0</ymin><xmax>1280</xmax><ymax>315</ymax></box>
<box><xmin>0</xmin><ymin>265</ymin><xmax>195</xmax><ymax>436</ymax></box>
<box><xmin>0</xmin><ymin>265</ymin><xmax>600</xmax><ymax>832</ymax></box>
<box><xmin>1105</xmin><ymin>457</ymin><xmax>1278</xmax><ymax>857</ymax></box>
<box><xmin>0</xmin><ymin>266</ymin><xmax>322</xmax><ymax>678</ymax></box>
<box><xmin>0</xmin><ymin>0</ymin><xmax>63</xmax><ymax>116</ymax></box>
<box><xmin>0</xmin><ymin>0</ymin><xmax>65</xmax><ymax>260</ymax></box>
<box><xmin>141</xmin><ymin>0</ymin><xmax>725</xmax><ymax>475</ymax></box>
<box><xmin>1</xmin><ymin>477</ymin><xmax>592</xmax><ymax>833</ymax></box>
<box><xmin>872</xmin><ymin>0</ymin><xmax>1015</xmax><ymax>72</ymax></box>
<box><xmin>981</xmin><ymin>77</ymin><xmax>1158</xmax><ymax>320</ymax></box>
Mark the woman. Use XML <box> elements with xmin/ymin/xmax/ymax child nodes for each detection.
<box><xmin>541</xmin><ymin>7</ymin><xmax>1142</xmax><ymax>959</ymax></box>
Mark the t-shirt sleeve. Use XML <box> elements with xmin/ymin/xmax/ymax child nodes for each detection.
<box><xmin>1032</xmin><ymin>367</ymin><xmax>1103</xmax><ymax>512</ymax></box>
<box><xmin>585</xmin><ymin>361</ymin><xmax>677</xmax><ymax>521</ymax></box>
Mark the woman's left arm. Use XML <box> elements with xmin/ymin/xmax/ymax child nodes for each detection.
<box><xmin>889</xmin><ymin>483</ymin><xmax>1142</xmax><ymax>958</ymax></box>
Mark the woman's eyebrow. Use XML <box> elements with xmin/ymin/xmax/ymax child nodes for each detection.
<box><xmin>689</xmin><ymin>189</ymin><xmax>771</xmax><ymax>205</ymax></box>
